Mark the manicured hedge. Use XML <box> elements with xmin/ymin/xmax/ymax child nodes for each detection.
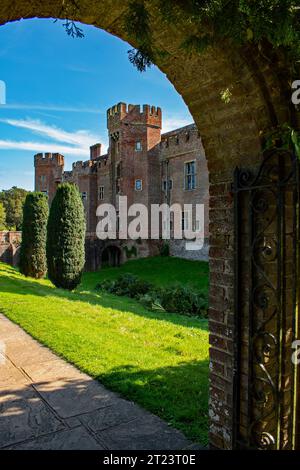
<box><xmin>19</xmin><ymin>192</ymin><xmax>49</xmax><ymax>279</ymax></box>
<box><xmin>47</xmin><ymin>183</ymin><xmax>86</xmax><ymax>290</ymax></box>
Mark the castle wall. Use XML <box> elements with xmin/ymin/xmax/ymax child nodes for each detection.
<box><xmin>34</xmin><ymin>153</ymin><xmax>64</xmax><ymax>204</ymax></box>
<box><xmin>0</xmin><ymin>231</ymin><xmax>21</xmax><ymax>267</ymax></box>
<box><xmin>160</xmin><ymin>124</ymin><xmax>209</xmax><ymax>261</ymax></box>
<box><xmin>34</xmin><ymin>103</ymin><xmax>209</xmax><ymax>269</ymax></box>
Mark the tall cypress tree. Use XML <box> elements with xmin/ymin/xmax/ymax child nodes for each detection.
<box><xmin>19</xmin><ymin>192</ymin><xmax>49</xmax><ymax>278</ymax></box>
<box><xmin>47</xmin><ymin>183</ymin><xmax>86</xmax><ymax>290</ymax></box>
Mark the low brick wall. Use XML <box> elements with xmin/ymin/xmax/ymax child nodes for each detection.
<box><xmin>0</xmin><ymin>232</ymin><xmax>22</xmax><ymax>267</ymax></box>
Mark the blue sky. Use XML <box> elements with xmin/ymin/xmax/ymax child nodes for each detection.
<box><xmin>0</xmin><ymin>19</ymin><xmax>192</xmax><ymax>190</ymax></box>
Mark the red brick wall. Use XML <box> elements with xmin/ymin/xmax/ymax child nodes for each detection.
<box><xmin>160</xmin><ymin>124</ymin><xmax>209</xmax><ymax>260</ymax></box>
<box><xmin>34</xmin><ymin>153</ymin><xmax>64</xmax><ymax>205</ymax></box>
<box><xmin>0</xmin><ymin>231</ymin><xmax>21</xmax><ymax>267</ymax></box>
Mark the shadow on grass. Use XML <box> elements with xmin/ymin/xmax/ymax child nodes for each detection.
<box><xmin>0</xmin><ymin>264</ymin><xmax>208</xmax><ymax>331</ymax></box>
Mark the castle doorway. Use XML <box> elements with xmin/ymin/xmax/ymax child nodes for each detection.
<box><xmin>101</xmin><ymin>246</ymin><xmax>121</xmax><ymax>268</ymax></box>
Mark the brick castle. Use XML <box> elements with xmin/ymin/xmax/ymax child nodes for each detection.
<box><xmin>34</xmin><ymin>103</ymin><xmax>209</xmax><ymax>270</ymax></box>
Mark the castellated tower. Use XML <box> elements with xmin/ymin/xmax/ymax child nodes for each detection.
<box><xmin>34</xmin><ymin>153</ymin><xmax>64</xmax><ymax>204</ymax></box>
<box><xmin>106</xmin><ymin>103</ymin><xmax>162</xmax><ymax>214</ymax></box>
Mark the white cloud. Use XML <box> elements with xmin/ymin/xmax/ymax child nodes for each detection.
<box><xmin>162</xmin><ymin>115</ymin><xmax>193</xmax><ymax>134</ymax></box>
<box><xmin>0</xmin><ymin>117</ymin><xmax>110</xmax><ymax>158</ymax></box>
<box><xmin>0</xmin><ymin>139</ymin><xmax>89</xmax><ymax>157</ymax></box>
<box><xmin>0</xmin><ymin>103</ymin><xmax>102</xmax><ymax>114</ymax></box>
<box><xmin>0</xmin><ymin>118</ymin><xmax>100</xmax><ymax>148</ymax></box>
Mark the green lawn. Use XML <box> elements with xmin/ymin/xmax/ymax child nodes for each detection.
<box><xmin>81</xmin><ymin>256</ymin><xmax>209</xmax><ymax>294</ymax></box>
<box><xmin>0</xmin><ymin>257</ymin><xmax>209</xmax><ymax>445</ymax></box>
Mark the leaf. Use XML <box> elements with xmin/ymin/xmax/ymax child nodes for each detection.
<box><xmin>246</xmin><ymin>28</ymin><xmax>254</xmax><ymax>41</ymax></box>
<box><xmin>290</xmin><ymin>129</ymin><xmax>300</xmax><ymax>159</ymax></box>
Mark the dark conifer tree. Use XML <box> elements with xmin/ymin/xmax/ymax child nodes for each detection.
<box><xmin>19</xmin><ymin>192</ymin><xmax>49</xmax><ymax>278</ymax></box>
<box><xmin>47</xmin><ymin>183</ymin><xmax>86</xmax><ymax>290</ymax></box>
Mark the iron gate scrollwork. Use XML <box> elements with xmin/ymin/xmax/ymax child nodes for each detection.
<box><xmin>233</xmin><ymin>148</ymin><xmax>300</xmax><ymax>450</ymax></box>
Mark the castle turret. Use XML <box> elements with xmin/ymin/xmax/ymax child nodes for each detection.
<box><xmin>107</xmin><ymin>102</ymin><xmax>162</xmax><ymax>139</ymax></box>
<box><xmin>90</xmin><ymin>143</ymin><xmax>102</xmax><ymax>160</ymax></box>
<box><xmin>106</xmin><ymin>102</ymin><xmax>162</xmax><ymax>212</ymax></box>
<box><xmin>34</xmin><ymin>153</ymin><xmax>64</xmax><ymax>204</ymax></box>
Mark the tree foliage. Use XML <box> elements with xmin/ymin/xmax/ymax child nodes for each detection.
<box><xmin>0</xmin><ymin>187</ymin><xmax>29</xmax><ymax>230</ymax></box>
<box><xmin>19</xmin><ymin>192</ymin><xmax>49</xmax><ymax>278</ymax></box>
<box><xmin>59</xmin><ymin>0</ymin><xmax>300</xmax><ymax>72</ymax></box>
<box><xmin>123</xmin><ymin>0</ymin><xmax>300</xmax><ymax>70</ymax></box>
<box><xmin>47</xmin><ymin>183</ymin><xmax>86</xmax><ymax>290</ymax></box>
<box><xmin>0</xmin><ymin>202</ymin><xmax>6</xmax><ymax>230</ymax></box>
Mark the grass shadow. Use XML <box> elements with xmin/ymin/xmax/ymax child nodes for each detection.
<box><xmin>0</xmin><ymin>263</ymin><xmax>208</xmax><ymax>331</ymax></box>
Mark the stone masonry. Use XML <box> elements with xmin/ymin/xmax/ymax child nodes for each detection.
<box><xmin>0</xmin><ymin>231</ymin><xmax>21</xmax><ymax>267</ymax></box>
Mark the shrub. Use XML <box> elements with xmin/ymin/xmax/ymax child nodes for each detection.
<box><xmin>0</xmin><ymin>202</ymin><xmax>7</xmax><ymax>230</ymax></box>
<box><xmin>98</xmin><ymin>274</ymin><xmax>208</xmax><ymax>318</ymax></box>
<box><xmin>47</xmin><ymin>183</ymin><xmax>86</xmax><ymax>290</ymax></box>
<box><xmin>159</xmin><ymin>284</ymin><xmax>208</xmax><ymax>317</ymax></box>
<box><xmin>19</xmin><ymin>192</ymin><xmax>49</xmax><ymax>278</ymax></box>
<box><xmin>98</xmin><ymin>273</ymin><xmax>152</xmax><ymax>298</ymax></box>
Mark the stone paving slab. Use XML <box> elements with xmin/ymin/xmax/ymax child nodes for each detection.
<box><xmin>96</xmin><ymin>414</ymin><xmax>190</xmax><ymax>450</ymax></box>
<box><xmin>0</xmin><ymin>314</ymin><xmax>194</xmax><ymax>450</ymax></box>
<box><xmin>8</xmin><ymin>427</ymin><xmax>105</xmax><ymax>450</ymax></box>
<box><xmin>21</xmin><ymin>358</ymin><xmax>83</xmax><ymax>382</ymax></box>
<box><xmin>33</xmin><ymin>378</ymin><xmax>117</xmax><ymax>419</ymax></box>
<box><xmin>0</xmin><ymin>384</ymin><xmax>65</xmax><ymax>448</ymax></box>
<box><xmin>77</xmin><ymin>398</ymin><xmax>146</xmax><ymax>432</ymax></box>
<box><xmin>0</xmin><ymin>359</ymin><xmax>29</xmax><ymax>387</ymax></box>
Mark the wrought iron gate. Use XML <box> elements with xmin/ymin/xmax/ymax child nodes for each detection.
<box><xmin>233</xmin><ymin>149</ymin><xmax>300</xmax><ymax>450</ymax></box>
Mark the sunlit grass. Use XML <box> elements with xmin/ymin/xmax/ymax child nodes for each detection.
<box><xmin>0</xmin><ymin>258</ymin><xmax>209</xmax><ymax>445</ymax></box>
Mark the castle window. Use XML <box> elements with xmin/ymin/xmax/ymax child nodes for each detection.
<box><xmin>81</xmin><ymin>191</ymin><xmax>87</xmax><ymax>200</ymax></box>
<box><xmin>135</xmin><ymin>141</ymin><xmax>142</xmax><ymax>152</ymax></box>
<box><xmin>184</xmin><ymin>161</ymin><xmax>196</xmax><ymax>190</ymax></box>
<box><xmin>135</xmin><ymin>179</ymin><xmax>142</xmax><ymax>191</ymax></box>
<box><xmin>41</xmin><ymin>190</ymin><xmax>48</xmax><ymax>196</ymax></box>
<box><xmin>116</xmin><ymin>211</ymin><xmax>120</xmax><ymax>232</ymax></box>
<box><xmin>40</xmin><ymin>175</ymin><xmax>46</xmax><ymax>183</ymax></box>
<box><xmin>182</xmin><ymin>211</ymin><xmax>189</xmax><ymax>231</ymax></box>
<box><xmin>99</xmin><ymin>186</ymin><xmax>104</xmax><ymax>200</ymax></box>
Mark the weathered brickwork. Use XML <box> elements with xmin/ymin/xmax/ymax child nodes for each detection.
<box><xmin>35</xmin><ymin>103</ymin><xmax>208</xmax><ymax>269</ymax></box>
<box><xmin>2</xmin><ymin>0</ymin><xmax>298</xmax><ymax>450</ymax></box>
<box><xmin>160</xmin><ymin>124</ymin><xmax>209</xmax><ymax>260</ymax></box>
<box><xmin>0</xmin><ymin>231</ymin><xmax>21</xmax><ymax>267</ymax></box>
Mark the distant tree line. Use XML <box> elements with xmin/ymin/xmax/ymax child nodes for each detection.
<box><xmin>0</xmin><ymin>186</ymin><xmax>29</xmax><ymax>231</ymax></box>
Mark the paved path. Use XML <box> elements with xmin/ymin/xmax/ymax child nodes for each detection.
<box><xmin>0</xmin><ymin>314</ymin><xmax>197</xmax><ymax>450</ymax></box>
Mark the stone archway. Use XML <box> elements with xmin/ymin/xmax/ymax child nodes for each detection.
<box><xmin>1</xmin><ymin>0</ymin><xmax>298</xmax><ymax>450</ymax></box>
<box><xmin>101</xmin><ymin>245</ymin><xmax>121</xmax><ymax>268</ymax></box>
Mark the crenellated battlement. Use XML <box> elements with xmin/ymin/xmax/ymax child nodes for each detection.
<box><xmin>107</xmin><ymin>102</ymin><xmax>162</xmax><ymax>132</ymax></box>
<box><xmin>160</xmin><ymin>124</ymin><xmax>199</xmax><ymax>150</ymax></box>
<box><xmin>34</xmin><ymin>152</ymin><xmax>64</xmax><ymax>167</ymax></box>
<box><xmin>71</xmin><ymin>159</ymin><xmax>98</xmax><ymax>175</ymax></box>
